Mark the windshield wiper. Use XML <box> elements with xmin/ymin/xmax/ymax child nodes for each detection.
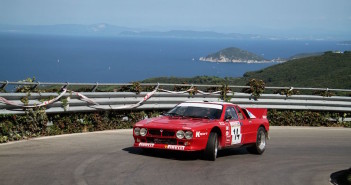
<box><xmin>164</xmin><ymin>112</ymin><xmax>183</xmax><ymax>117</ymax></box>
<box><xmin>185</xmin><ymin>115</ymin><xmax>202</xmax><ymax>119</ymax></box>
<box><xmin>165</xmin><ymin>113</ymin><xmax>212</xmax><ymax>120</ymax></box>
<box><xmin>186</xmin><ymin>115</ymin><xmax>213</xmax><ymax>120</ymax></box>
<box><xmin>203</xmin><ymin>116</ymin><xmax>212</xmax><ymax>119</ymax></box>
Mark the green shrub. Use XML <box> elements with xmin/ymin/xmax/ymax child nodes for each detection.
<box><xmin>220</xmin><ymin>84</ymin><xmax>233</xmax><ymax>102</ymax></box>
<box><xmin>268</xmin><ymin>110</ymin><xmax>351</xmax><ymax>127</ymax></box>
<box><xmin>0</xmin><ymin>110</ymin><xmax>164</xmax><ymax>143</ymax></box>
<box><xmin>242</xmin><ymin>79</ymin><xmax>265</xmax><ymax>100</ymax></box>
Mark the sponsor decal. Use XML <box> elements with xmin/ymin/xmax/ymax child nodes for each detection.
<box><xmin>219</xmin><ymin>122</ymin><xmax>225</xmax><ymax>126</ymax></box>
<box><xmin>226</xmin><ymin>126</ymin><xmax>229</xmax><ymax>131</ymax></box>
<box><xmin>230</xmin><ymin>121</ymin><xmax>240</xmax><ymax>126</ymax></box>
<box><xmin>139</xmin><ymin>143</ymin><xmax>154</xmax><ymax>148</ymax></box>
<box><xmin>195</xmin><ymin>131</ymin><xmax>208</xmax><ymax>137</ymax></box>
<box><xmin>166</xmin><ymin>145</ymin><xmax>185</xmax><ymax>150</ymax></box>
<box><xmin>178</xmin><ymin>103</ymin><xmax>222</xmax><ymax>110</ymax></box>
<box><xmin>262</xmin><ymin>116</ymin><xmax>267</xmax><ymax>119</ymax></box>
<box><xmin>226</xmin><ymin>131</ymin><xmax>229</xmax><ymax>136</ymax></box>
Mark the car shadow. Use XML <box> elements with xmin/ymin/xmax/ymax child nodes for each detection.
<box><xmin>217</xmin><ymin>147</ymin><xmax>250</xmax><ymax>158</ymax></box>
<box><xmin>123</xmin><ymin>147</ymin><xmax>201</xmax><ymax>161</ymax></box>
<box><xmin>123</xmin><ymin>146</ymin><xmax>250</xmax><ymax>161</ymax></box>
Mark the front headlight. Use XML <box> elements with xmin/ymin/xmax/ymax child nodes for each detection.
<box><xmin>185</xmin><ymin>131</ymin><xmax>193</xmax><ymax>140</ymax></box>
<box><xmin>176</xmin><ymin>130</ymin><xmax>185</xmax><ymax>139</ymax></box>
<box><xmin>140</xmin><ymin>128</ymin><xmax>147</xmax><ymax>136</ymax></box>
<box><xmin>134</xmin><ymin>127</ymin><xmax>140</xmax><ymax>136</ymax></box>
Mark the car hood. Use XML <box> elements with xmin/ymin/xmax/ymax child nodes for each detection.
<box><xmin>134</xmin><ymin>116</ymin><xmax>217</xmax><ymax>129</ymax></box>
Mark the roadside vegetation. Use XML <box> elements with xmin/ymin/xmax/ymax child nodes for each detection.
<box><xmin>0</xmin><ymin>109</ymin><xmax>350</xmax><ymax>143</ymax></box>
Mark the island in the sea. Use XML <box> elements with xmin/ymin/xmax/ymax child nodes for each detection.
<box><xmin>199</xmin><ymin>47</ymin><xmax>285</xmax><ymax>63</ymax></box>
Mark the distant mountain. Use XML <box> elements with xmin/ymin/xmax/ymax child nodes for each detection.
<box><xmin>199</xmin><ymin>47</ymin><xmax>273</xmax><ymax>63</ymax></box>
<box><xmin>0</xmin><ymin>24</ymin><xmax>278</xmax><ymax>40</ymax></box>
<box><xmin>120</xmin><ymin>30</ymin><xmax>266</xmax><ymax>40</ymax></box>
<box><xmin>1</xmin><ymin>24</ymin><xmax>344</xmax><ymax>40</ymax></box>
<box><xmin>0</xmin><ymin>23</ymin><xmax>136</xmax><ymax>36</ymax></box>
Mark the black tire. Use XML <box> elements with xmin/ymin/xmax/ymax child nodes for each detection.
<box><xmin>204</xmin><ymin>132</ymin><xmax>219</xmax><ymax>161</ymax></box>
<box><xmin>247</xmin><ymin>127</ymin><xmax>267</xmax><ymax>155</ymax></box>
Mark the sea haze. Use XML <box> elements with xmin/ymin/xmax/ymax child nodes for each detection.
<box><xmin>0</xmin><ymin>34</ymin><xmax>350</xmax><ymax>83</ymax></box>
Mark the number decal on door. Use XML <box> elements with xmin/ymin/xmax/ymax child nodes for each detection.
<box><xmin>230</xmin><ymin>121</ymin><xmax>242</xmax><ymax>145</ymax></box>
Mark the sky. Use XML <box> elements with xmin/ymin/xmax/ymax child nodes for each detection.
<box><xmin>0</xmin><ymin>0</ymin><xmax>350</xmax><ymax>39</ymax></box>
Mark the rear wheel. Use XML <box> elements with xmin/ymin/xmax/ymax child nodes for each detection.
<box><xmin>204</xmin><ymin>132</ymin><xmax>218</xmax><ymax>161</ymax></box>
<box><xmin>247</xmin><ymin>127</ymin><xmax>266</xmax><ymax>154</ymax></box>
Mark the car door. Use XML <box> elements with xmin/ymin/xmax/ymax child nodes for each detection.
<box><xmin>234</xmin><ymin>106</ymin><xmax>254</xmax><ymax>144</ymax></box>
<box><xmin>224</xmin><ymin>106</ymin><xmax>242</xmax><ymax>146</ymax></box>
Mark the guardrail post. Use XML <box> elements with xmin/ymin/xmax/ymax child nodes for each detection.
<box><xmin>92</xmin><ymin>82</ymin><xmax>99</xmax><ymax>92</ymax></box>
<box><xmin>61</xmin><ymin>82</ymin><xmax>69</xmax><ymax>90</ymax></box>
<box><xmin>31</xmin><ymin>81</ymin><xmax>40</xmax><ymax>90</ymax></box>
<box><xmin>0</xmin><ymin>80</ymin><xmax>8</xmax><ymax>90</ymax></box>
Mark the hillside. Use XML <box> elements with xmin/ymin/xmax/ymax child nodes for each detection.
<box><xmin>241</xmin><ymin>51</ymin><xmax>351</xmax><ymax>88</ymax></box>
<box><xmin>142</xmin><ymin>76</ymin><xmax>237</xmax><ymax>85</ymax></box>
<box><xmin>199</xmin><ymin>47</ymin><xmax>267</xmax><ymax>63</ymax></box>
<box><xmin>143</xmin><ymin>51</ymin><xmax>351</xmax><ymax>89</ymax></box>
<box><xmin>288</xmin><ymin>52</ymin><xmax>324</xmax><ymax>60</ymax></box>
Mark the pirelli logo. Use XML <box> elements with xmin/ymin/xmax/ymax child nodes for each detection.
<box><xmin>166</xmin><ymin>145</ymin><xmax>185</xmax><ymax>150</ymax></box>
<box><xmin>139</xmin><ymin>143</ymin><xmax>155</xmax><ymax>148</ymax></box>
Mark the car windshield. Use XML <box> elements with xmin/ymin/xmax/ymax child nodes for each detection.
<box><xmin>166</xmin><ymin>103</ymin><xmax>222</xmax><ymax>119</ymax></box>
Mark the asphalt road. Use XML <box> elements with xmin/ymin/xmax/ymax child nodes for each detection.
<box><xmin>0</xmin><ymin>127</ymin><xmax>350</xmax><ymax>185</ymax></box>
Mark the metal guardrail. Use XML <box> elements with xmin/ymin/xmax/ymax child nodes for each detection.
<box><xmin>1</xmin><ymin>91</ymin><xmax>351</xmax><ymax>114</ymax></box>
<box><xmin>1</xmin><ymin>81</ymin><xmax>351</xmax><ymax>92</ymax></box>
<box><xmin>1</xmin><ymin>81</ymin><xmax>351</xmax><ymax>114</ymax></box>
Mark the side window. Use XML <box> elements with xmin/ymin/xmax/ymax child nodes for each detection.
<box><xmin>242</xmin><ymin>109</ymin><xmax>252</xmax><ymax>119</ymax></box>
<box><xmin>225</xmin><ymin>107</ymin><xmax>238</xmax><ymax>120</ymax></box>
<box><xmin>235</xmin><ymin>106</ymin><xmax>244</xmax><ymax>120</ymax></box>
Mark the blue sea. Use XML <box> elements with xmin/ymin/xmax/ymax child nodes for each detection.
<box><xmin>0</xmin><ymin>33</ymin><xmax>350</xmax><ymax>83</ymax></box>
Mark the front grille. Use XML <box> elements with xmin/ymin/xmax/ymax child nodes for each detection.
<box><xmin>146</xmin><ymin>137</ymin><xmax>177</xmax><ymax>145</ymax></box>
<box><xmin>162</xmin><ymin>130</ymin><xmax>175</xmax><ymax>137</ymax></box>
<box><xmin>148</xmin><ymin>129</ymin><xmax>175</xmax><ymax>137</ymax></box>
<box><xmin>149</xmin><ymin>129</ymin><xmax>161</xmax><ymax>136</ymax></box>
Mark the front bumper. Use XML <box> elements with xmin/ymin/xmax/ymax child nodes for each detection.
<box><xmin>133</xmin><ymin>128</ymin><xmax>208</xmax><ymax>151</ymax></box>
<box><xmin>134</xmin><ymin>142</ymin><xmax>203</xmax><ymax>151</ymax></box>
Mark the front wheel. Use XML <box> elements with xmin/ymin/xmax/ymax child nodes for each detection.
<box><xmin>204</xmin><ymin>132</ymin><xmax>218</xmax><ymax>161</ymax></box>
<box><xmin>247</xmin><ymin>127</ymin><xmax>267</xmax><ymax>154</ymax></box>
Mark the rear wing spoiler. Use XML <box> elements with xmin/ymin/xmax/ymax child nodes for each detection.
<box><xmin>244</xmin><ymin>108</ymin><xmax>267</xmax><ymax>119</ymax></box>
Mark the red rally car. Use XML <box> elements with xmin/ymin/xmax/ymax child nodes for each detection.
<box><xmin>133</xmin><ymin>101</ymin><xmax>269</xmax><ymax>161</ymax></box>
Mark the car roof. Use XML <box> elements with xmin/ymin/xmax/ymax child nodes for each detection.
<box><xmin>184</xmin><ymin>100</ymin><xmax>235</xmax><ymax>106</ymax></box>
